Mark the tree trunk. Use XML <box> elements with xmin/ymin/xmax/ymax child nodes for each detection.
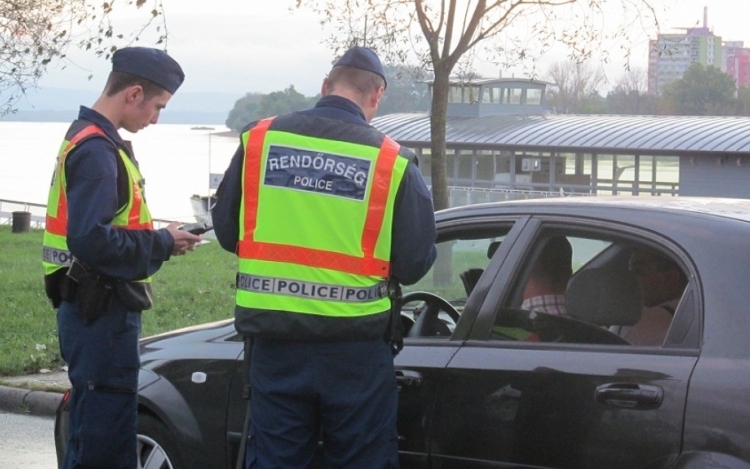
<box><xmin>429</xmin><ymin>66</ymin><xmax>453</xmax><ymax>286</ymax></box>
<box><xmin>429</xmin><ymin>68</ymin><xmax>451</xmax><ymax>212</ymax></box>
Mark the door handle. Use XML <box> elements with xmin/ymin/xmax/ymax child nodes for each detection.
<box><xmin>595</xmin><ymin>383</ymin><xmax>663</xmax><ymax>410</ymax></box>
<box><xmin>395</xmin><ymin>370</ymin><xmax>422</xmax><ymax>389</ymax></box>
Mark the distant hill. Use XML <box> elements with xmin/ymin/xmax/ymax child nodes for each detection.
<box><xmin>1</xmin><ymin>88</ymin><xmax>242</xmax><ymax>125</ymax></box>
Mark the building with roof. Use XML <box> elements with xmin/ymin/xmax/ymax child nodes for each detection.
<box><xmin>647</xmin><ymin>8</ymin><xmax>723</xmax><ymax>95</ymax></box>
<box><xmin>371</xmin><ymin>77</ymin><xmax>750</xmax><ymax>207</ymax></box>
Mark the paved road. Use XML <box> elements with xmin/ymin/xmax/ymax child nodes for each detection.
<box><xmin>0</xmin><ymin>411</ymin><xmax>58</xmax><ymax>468</ymax></box>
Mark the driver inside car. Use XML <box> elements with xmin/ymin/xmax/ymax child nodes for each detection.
<box><xmin>491</xmin><ymin>236</ymin><xmax>573</xmax><ymax>342</ymax></box>
<box><xmin>520</xmin><ymin>236</ymin><xmax>573</xmax><ymax>316</ymax></box>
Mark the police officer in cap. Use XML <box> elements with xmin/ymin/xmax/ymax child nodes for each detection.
<box><xmin>213</xmin><ymin>46</ymin><xmax>437</xmax><ymax>468</ymax></box>
<box><xmin>43</xmin><ymin>47</ymin><xmax>201</xmax><ymax>469</ymax></box>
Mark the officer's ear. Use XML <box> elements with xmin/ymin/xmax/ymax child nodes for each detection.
<box><xmin>321</xmin><ymin>77</ymin><xmax>331</xmax><ymax>97</ymax></box>
<box><xmin>370</xmin><ymin>86</ymin><xmax>384</xmax><ymax>108</ymax></box>
<box><xmin>125</xmin><ymin>85</ymin><xmax>144</xmax><ymax>105</ymax></box>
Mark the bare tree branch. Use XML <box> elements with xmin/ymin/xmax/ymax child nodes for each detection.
<box><xmin>293</xmin><ymin>0</ymin><xmax>665</xmax><ymax>210</ymax></box>
<box><xmin>0</xmin><ymin>0</ymin><xmax>167</xmax><ymax>115</ymax></box>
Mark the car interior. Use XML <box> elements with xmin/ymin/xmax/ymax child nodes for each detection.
<box><xmin>400</xmin><ymin>225</ymin><xmax>690</xmax><ymax>348</ymax></box>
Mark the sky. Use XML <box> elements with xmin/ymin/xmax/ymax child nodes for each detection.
<box><xmin>34</xmin><ymin>0</ymin><xmax>750</xmax><ymax>99</ymax></box>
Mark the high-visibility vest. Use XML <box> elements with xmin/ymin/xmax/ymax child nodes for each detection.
<box><xmin>235</xmin><ymin>117</ymin><xmax>409</xmax><ymax>321</ymax></box>
<box><xmin>42</xmin><ymin>122</ymin><xmax>154</xmax><ymax>279</ymax></box>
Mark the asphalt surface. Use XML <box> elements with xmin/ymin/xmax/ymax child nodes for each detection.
<box><xmin>0</xmin><ymin>411</ymin><xmax>59</xmax><ymax>468</ymax></box>
<box><xmin>0</xmin><ymin>371</ymin><xmax>68</xmax><ymax>417</ymax></box>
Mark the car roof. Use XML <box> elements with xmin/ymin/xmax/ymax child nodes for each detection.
<box><xmin>436</xmin><ymin>196</ymin><xmax>750</xmax><ymax>224</ymax></box>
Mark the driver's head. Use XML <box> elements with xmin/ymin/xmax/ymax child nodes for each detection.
<box><xmin>523</xmin><ymin>236</ymin><xmax>573</xmax><ymax>299</ymax></box>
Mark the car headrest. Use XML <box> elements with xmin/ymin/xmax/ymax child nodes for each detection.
<box><xmin>565</xmin><ymin>268</ymin><xmax>643</xmax><ymax>326</ymax></box>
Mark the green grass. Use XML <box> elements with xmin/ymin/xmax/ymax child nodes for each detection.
<box><xmin>0</xmin><ymin>225</ymin><xmax>237</xmax><ymax>377</ymax></box>
<box><xmin>0</xmin><ymin>226</ymin><xmax>492</xmax><ymax>377</ymax></box>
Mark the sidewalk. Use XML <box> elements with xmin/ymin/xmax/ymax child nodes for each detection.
<box><xmin>0</xmin><ymin>371</ymin><xmax>69</xmax><ymax>417</ymax></box>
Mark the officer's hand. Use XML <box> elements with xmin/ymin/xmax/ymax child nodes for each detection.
<box><xmin>166</xmin><ymin>222</ymin><xmax>202</xmax><ymax>256</ymax></box>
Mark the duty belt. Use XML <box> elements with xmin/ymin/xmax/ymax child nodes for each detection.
<box><xmin>42</xmin><ymin>247</ymin><xmax>73</xmax><ymax>267</ymax></box>
<box><xmin>237</xmin><ymin>274</ymin><xmax>389</xmax><ymax>303</ymax></box>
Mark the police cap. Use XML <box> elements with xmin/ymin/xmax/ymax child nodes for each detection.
<box><xmin>111</xmin><ymin>47</ymin><xmax>185</xmax><ymax>95</ymax></box>
<box><xmin>333</xmin><ymin>46</ymin><xmax>387</xmax><ymax>89</ymax></box>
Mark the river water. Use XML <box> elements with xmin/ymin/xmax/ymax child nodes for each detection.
<box><xmin>0</xmin><ymin>121</ymin><xmax>239</xmax><ymax>222</ymax></box>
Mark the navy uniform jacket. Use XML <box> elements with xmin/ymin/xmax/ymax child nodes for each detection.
<box><xmin>213</xmin><ymin>95</ymin><xmax>437</xmax><ymax>287</ymax></box>
<box><xmin>62</xmin><ymin>107</ymin><xmax>174</xmax><ymax>284</ymax></box>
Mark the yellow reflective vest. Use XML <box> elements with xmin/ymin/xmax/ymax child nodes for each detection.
<box><xmin>235</xmin><ymin>116</ymin><xmax>410</xmax><ymax>340</ymax></box>
<box><xmin>42</xmin><ymin>122</ymin><xmax>154</xmax><ymax>278</ymax></box>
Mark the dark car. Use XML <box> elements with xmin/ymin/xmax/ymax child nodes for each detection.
<box><xmin>56</xmin><ymin>196</ymin><xmax>750</xmax><ymax>469</ymax></box>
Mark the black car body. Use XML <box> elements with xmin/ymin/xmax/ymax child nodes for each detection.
<box><xmin>56</xmin><ymin>196</ymin><xmax>750</xmax><ymax>468</ymax></box>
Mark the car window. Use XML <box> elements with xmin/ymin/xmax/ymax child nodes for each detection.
<box><xmin>569</xmin><ymin>237</ymin><xmax>612</xmax><ymax>271</ymax></box>
<box><xmin>401</xmin><ymin>225</ymin><xmax>510</xmax><ymax>338</ymax></box>
<box><xmin>404</xmin><ymin>236</ymin><xmax>506</xmax><ymax>302</ymax></box>
<box><xmin>492</xmin><ymin>229</ymin><xmax>690</xmax><ymax>348</ymax></box>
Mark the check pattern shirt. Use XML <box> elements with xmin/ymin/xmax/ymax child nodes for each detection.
<box><xmin>521</xmin><ymin>294</ymin><xmax>567</xmax><ymax>316</ymax></box>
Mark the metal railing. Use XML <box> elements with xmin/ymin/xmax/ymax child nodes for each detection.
<box><xmin>3</xmin><ymin>187</ymin><xmax>586</xmax><ymax>229</ymax></box>
<box><xmin>0</xmin><ymin>198</ymin><xmax>176</xmax><ymax>230</ymax></box>
<box><xmin>0</xmin><ymin>199</ymin><xmax>47</xmax><ymax>228</ymax></box>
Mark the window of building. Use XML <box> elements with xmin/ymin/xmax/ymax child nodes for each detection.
<box><xmin>449</xmin><ymin>87</ymin><xmax>462</xmax><ymax>103</ymax></box>
<box><xmin>556</xmin><ymin>152</ymin><xmax>593</xmax><ymax>192</ymax></box>
<box><xmin>654</xmin><ymin>156</ymin><xmax>680</xmax><ymax>195</ymax></box>
<box><xmin>614</xmin><ymin>155</ymin><xmax>637</xmax><ymax>195</ymax></box>
<box><xmin>482</xmin><ymin>88</ymin><xmax>492</xmax><ymax>104</ymax></box>
<box><xmin>446</xmin><ymin>149</ymin><xmax>457</xmax><ymax>181</ymax></box>
<box><xmin>417</xmin><ymin>147</ymin><xmax>432</xmax><ymax>179</ymax></box>
<box><xmin>526</xmin><ymin>88</ymin><xmax>543</xmax><ymax>105</ymax></box>
<box><xmin>509</xmin><ymin>88</ymin><xmax>522</xmax><ymax>104</ymax></box>
<box><xmin>458</xmin><ymin>149</ymin><xmax>474</xmax><ymax>183</ymax></box>
<box><xmin>594</xmin><ymin>154</ymin><xmax>616</xmax><ymax>195</ymax></box>
<box><xmin>475</xmin><ymin>150</ymin><xmax>497</xmax><ymax>182</ymax></box>
<box><xmin>465</xmin><ymin>86</ymin><xmax>481</xmax><ymax>104</ymax></box>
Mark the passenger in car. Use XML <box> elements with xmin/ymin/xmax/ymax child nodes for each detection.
<box><xmin>622</xmin><ymin>249</ymin><xmax>687</xmax><ymax>346</ymax></box>
<box><xmin>521</xmin><ymin>236</ymin><xmax>573</xmax><ymax>315</ymax></box>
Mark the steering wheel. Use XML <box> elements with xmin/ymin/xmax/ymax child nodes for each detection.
<box><xmin>402</xmin><ymin>291</ymin><xmax>460</xmax><ymax>338</ymax></box>
<box><xmin>493</xmin><ymin>309</ymin><xmax>630</xmax><ymax>345</ymax></box>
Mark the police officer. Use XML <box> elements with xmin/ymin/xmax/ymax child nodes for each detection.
<box><xmin>43</xmin><ymin>47</ymin><xmax>201</xmax><ymax>469</ymax></box>
<box><xmin>213</xmin><ymin>46</ymin><xmax>437</xmax><ymax>468</ymax></box>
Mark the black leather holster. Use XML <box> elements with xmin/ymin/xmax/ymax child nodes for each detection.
<box><xmin>66</xmin><ymin>260</ymin><xmax>113</xmax><ymax>324</ymax></box>
<box><xmin>385</xmin><ymin>279</ymin><xmax>404</xmax><ymax>356</ymax></box>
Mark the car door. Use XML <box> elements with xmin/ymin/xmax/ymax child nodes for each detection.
<box><xmin>428</xmin><ymin>216</ymin><xmax>701</xmax><ymax>469</ymax></box>
<box><xmin>394</xmin><ymin>215</ymin><xmax>528</xmax><ymax>468</ymax></box>
<box><xmin>225</xmin><ymin>335</ymin><xmax>250</xmax><ymax>469</ymax></box>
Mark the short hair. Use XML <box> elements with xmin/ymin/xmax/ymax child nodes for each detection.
<box><xmin>104</xmin><ymin>71</ymin><xmax>166</xmax><ymax>100</ymax></box>
<box><xmin>326</xmin><ymin>65</ymin><xmax>385</xmax><ymax>96</ymax></box>
<box><xmin>533</xmin><ymin>236</ymin><xmax>573</xmax><ymax>286</ymax></box>
<box><xmin>631</xmin><ymin>249</ymin><xmax>687</xmax><ymax>286</ymax></box>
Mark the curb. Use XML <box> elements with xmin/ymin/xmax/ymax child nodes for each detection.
<box><xmin>0</xmin><ymin>385</ymin><xmax>63</xmax><ymax>418</ymax></box>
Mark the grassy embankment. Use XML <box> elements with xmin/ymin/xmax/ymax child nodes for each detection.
<box><xmin>0</xmin><ymin>225</ymin><xmax>238</xmax><ymax>377</ymax></box>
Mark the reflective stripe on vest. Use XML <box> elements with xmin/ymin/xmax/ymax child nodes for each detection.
<box><xmin>236</xmin><ymin>117</ymin><xmax>408</xmax><ymax>318</ymax></box>
<box><xmin>42</xmin><ymin>247</ymin><xmax>75</xmax><ymax>268</ymax></box>
<box><xmin>45</xmin><ymin>126</ymin><xmax>107</xmax><ymax>236</ymax></box>
<box><xmin>42</xmin><ymin>124</ymin><xmax>154</xmax><ymax>276</ymax></box>
<box><xmin>237</xmin><ymin>273</ymin><xmax>389</xmax><ymax>303</ymax></box>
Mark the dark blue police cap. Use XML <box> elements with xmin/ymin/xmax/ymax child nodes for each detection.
<box><xmin>333</xmin><ymin>46</ymin><xmax>387</xmax><ymax>89</ymax></box>
<box><xmin>111</xmin><ymin>47</ymin><xmax>185</xmax><ymax>95</ymax></box>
